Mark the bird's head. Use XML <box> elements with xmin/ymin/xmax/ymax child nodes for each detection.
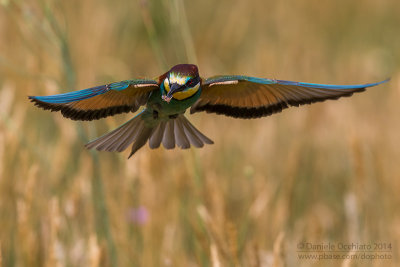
<box><xmin>162</xmin><ymin>64</ymin><xmax>201</xmax><ymax>103</ymax></box>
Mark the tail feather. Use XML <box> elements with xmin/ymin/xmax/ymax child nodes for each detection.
<box><xmin>86</xmin><ymin>124</ymin><xmax>122</xmax><ymax>151</ymax></box>
<box><xmin>180</xmin><ymin>117</ymin><xmax>204</xmax><ymax>148</ymax></box>
<box><xmin>116</xmin><ymin>120</ymin><xmax>144</xmax><ymax>152</ymax></box>
<box><xmin>162</xmin><ymin>121</ymin><xmax>176</xmax><ymax>149</ymax></box>
<box><xmin>85</xmin><ymin>113</ymin><xmax>213</xmax><ymax>158</ymax></box>
<box><xmin>149</xmin><ymin>122</ymin><xmax>166</xmax><ymax>149</ymax></box>
<box><xmin>174</xmin><ymin>119</ymin><xmax>190</xmax><ymax>149</ymax></box>
<box><xmin>106</xmin><ymin>121</ymin><xmax>138</xmax><ymax>151</ymax></box>
<box><xmin>183</xmin><ymin>118</ymin><xmax>214</xmax><ymax>145</ymax></box>
<box><xmin>97</xmin><ymin>119</ymin><xmax>136</xmax><ymax>151</ymax></box>
<box><xmin>128</xmin><ymin>127</ymin><xmax>154</xmax><ymax>158</ymax></box>
<box><xmin>85</xmin><ymin>114</ymin><xmax>143</xmax><ymax>152</ymax></box>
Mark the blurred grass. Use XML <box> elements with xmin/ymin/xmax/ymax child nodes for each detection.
<box><xmin>0</xmin><ymin>0</ymin><xmax>399</xmax><ymax>266</ymax></box>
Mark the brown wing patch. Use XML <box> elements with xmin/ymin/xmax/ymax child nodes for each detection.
<box><xmin>30</xmin><ymin>83</ymin><xmax>159</xmax><ymax>121</ymax></box>
<box><xmin>191</xmin><ymin>80</ymin><xmax>367</xmax><ymax>119</ymax></box>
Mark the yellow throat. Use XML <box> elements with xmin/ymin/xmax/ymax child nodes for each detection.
<box><xmin>164</xmin><ymin>75</ymin><xmax>200</xmax><ymax>100</ymax></box>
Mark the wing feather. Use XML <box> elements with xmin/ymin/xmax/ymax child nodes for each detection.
<box><xmin>191</xmin><ymin>76</ymin><xmax>388</xmax><ymax>118</ymax></box>
<box><xmin>29</xmin><ymin>79</ymin><xmax>159</xmax><ymax>121</ymax></box>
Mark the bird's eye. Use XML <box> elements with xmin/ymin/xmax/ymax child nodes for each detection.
<box><xmin>186</xmin><ymin>79</ymin><xmax>195</xmax><ymax>86</ymax></box>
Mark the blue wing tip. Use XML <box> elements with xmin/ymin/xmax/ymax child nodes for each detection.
<box><xmin>28</xmin><ymin>86</ymin><xmax>108</xmax><ymax>104</ymax></box>
<box><xmin>28</xmin><ymin>95</ymin><xmax>56</xmax><ymax>103</ymax></box>
<box><xmin>28</xmin><ymin>95</ymin><xmax>41</xmax><ymax>101</ymax></box>
<box><xmin>277</xmin><ymin>77</ymin><xmax>390</xmax><ymax>90</ymax></box>
<box><xmin>380</xmin><ymin>78</ymin><xmax>391</xmax><ymax>84</ymax></box>
<box><xmin>366</xmin><ymin>78</ymin><xmax>390</xmax><ymax>88</ymax></box>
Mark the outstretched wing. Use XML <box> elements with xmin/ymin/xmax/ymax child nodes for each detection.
<box><xmin>191</xmin><ymin>76</ymin><xmax>388</xmax><ymax>119</ymax></box>
<box><xmin>29</xmin><ymin>79</ymin><xmax>159</xmax><ymax>121</ymax></box>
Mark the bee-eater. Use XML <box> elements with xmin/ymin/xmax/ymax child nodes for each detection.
<box><xmin>29</xmin><ymin>64</ymin><xmax>388</xmax><ymax>158</ymax></box>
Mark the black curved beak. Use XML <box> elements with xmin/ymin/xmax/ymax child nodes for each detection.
<box><xmin>166</xmin><ymin>83</ymin><xmax>185</xmax><ymax>98</ymax></box>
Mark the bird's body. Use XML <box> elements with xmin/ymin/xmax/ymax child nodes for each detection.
<box><xmin>29</xmin><ymin>64</ymin><xmax>388</xmax><ymax>158</ymax></box>
<box><xmin>147</xmin><ymin>79</ymin><xmax>202</xmax><ymax>121</ymax></box>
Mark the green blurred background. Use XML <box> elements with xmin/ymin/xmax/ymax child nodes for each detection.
<box><xmin>0</xmin><ymin>0</ymin><xmax>399</xmax><ymax>266</ymax></box>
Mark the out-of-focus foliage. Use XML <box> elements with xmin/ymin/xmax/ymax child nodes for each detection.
<box><xmin>0</xmin><ymin>0</ymin><xmax>399</xmax><ymax>266</ymax></box>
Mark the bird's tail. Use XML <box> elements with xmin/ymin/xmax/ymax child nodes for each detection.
<box><xmin>85</xmin><ymin>113</ymin><xmax>213</xmax><ymax>158</ymax></box>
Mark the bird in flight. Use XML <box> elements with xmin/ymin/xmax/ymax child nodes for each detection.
<box><xmin>29</xmin><ymin>64</ymin><xmax>387</xmax><ymax>158</ymax></box>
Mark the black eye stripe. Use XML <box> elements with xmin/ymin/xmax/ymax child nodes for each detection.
<box><xmin>187</xmin><ymin>77</ymin><xmax>200</xmax><ymax>86</ymax></box>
